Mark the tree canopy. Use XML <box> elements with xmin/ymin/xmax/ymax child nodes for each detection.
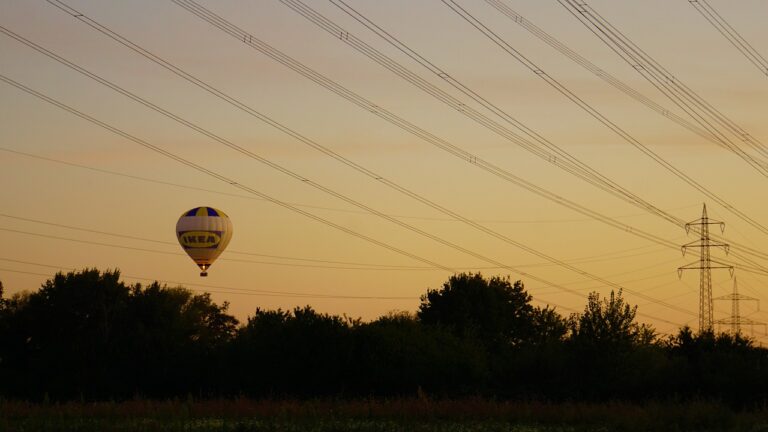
<box><xmin>418</xmin><ymin>273</ymin><xmax>535</xmax><ymax>346</ymax></box>
<box><xmin>0</xmin><ymin>270</ymin><xmax>766</xmax><ymax>404</ymax></box>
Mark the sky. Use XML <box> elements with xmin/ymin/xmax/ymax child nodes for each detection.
<box><xmin>1</xmin><ymin>0</ymin><xmax>767</xmax><ymax>338</ymax></box>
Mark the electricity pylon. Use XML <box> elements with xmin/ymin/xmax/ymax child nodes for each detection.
<box><xmin>678</xmin><ymin>204</ymin><xmax>733</xmax><ymax>332</ymax></box>
<box><xmin>714</xmin><ymin>278</ymin><xmax>766</xmax><ymax>335</ymax></box>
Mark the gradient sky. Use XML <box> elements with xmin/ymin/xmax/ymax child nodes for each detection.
<box><xmin>1</xmin><ymin>0</ymin><xmax>767</xmax><ymax>339</ymax></box>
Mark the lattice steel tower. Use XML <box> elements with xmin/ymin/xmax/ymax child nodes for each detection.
<box><xmin>678</xmin><ymin>204</ymin><xmax>733</xmax><ymax>332</ymax></box>
<box><xmin>714</xmin><ymin>278</ymin><xmax>764</xmax><ymax>335</ymax></box>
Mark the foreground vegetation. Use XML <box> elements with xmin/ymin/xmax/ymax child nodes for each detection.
<box><xmin>1</xmin><ymin>269</ymin><xmax>768</xmax><ymax>431</ymax></box>
<box><xmin>3</xmin><ymin>398</ymin><xmax>768</xmax><ymax>432</ymax></box>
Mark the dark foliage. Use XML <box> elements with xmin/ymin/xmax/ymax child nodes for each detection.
<box><xmin>0</xmin><ymin>269</ymin><xmax>237</xmax><ymax>400</ymax></box>
<box><xmin>1</xmin><ymin>270</ymin><xmax>768</xmax><ymax>406</ymax></box>
<box><xmin>418</xmin><ymin>273</ymin><xmax>536</xmax><ymax>347</ymax></box>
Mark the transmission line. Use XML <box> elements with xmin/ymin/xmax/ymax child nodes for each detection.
<box><xmin>43</xmin><ymin>1</ymin><xmax>768</xmax><ymax>274</ymax></box>
<box><xmin>1</xmin><ymin>146</ymin><xmax>698</xmax><ymax>225</ymax></box>
<box><xmin>0</xmin><ymin>226</ymin><xmax>444</xmax><ymax>271</ymax></box>
<box><xmin>553</xmin><ymin>0</ymin><xmax>768</xmax><ymax>266</ymax></box>
<box><xmin>262</xmin><ymin>0</ymin><xmax>768</xmax><ymax>273</ymax></box>
<box><xmin>8</xmin><ymin>71</ymin><xmax>691</xmax><ymax>326</ymax></box>
<box><xmin>38</xmin><ymin>1</ymin><xmax>699</xmax><ymax>256</ymax></box>
<box><xmin>481</xmin><ymin>0</ymin><xmax>760</xmax><ymax>163</ymax></box>
<box><xmin>156</xmin><ymin>0</ymin><xmax>768</xmax><ymax>292</ymax></box>
<box><xmin>284</xmin><ymin>0</ymin><xmax>681</xmax><ymax>229</ymax></box>
<box><xmin>0</xmin><ymin>258</ymin><xmax>415</xmax><ymax>300</ymax></box>
<box><xmin>292</xmin><ymin>0</ymin><xmax>768</xmax><ymax>276</ymax></box>
<box><xmin>0</xmin><ymin>26</ymin><xmax>655</xmax><ymax>311</ymax></box>
<box><xmin>438</xmin><ymin>0</ymin><xmax>768</xmax><ymax>279</ymax></box>
<box><xmin>557</xmin><ymin>0</ymin><xmax>768</xmax><ymax>174</ymax></box>
<box><xmin>0</xmin><ymin>213</ymin><xmax>672</xmax><ymax>274</ymax></box>
<box><xmin>688</xmin><ymin>0</ymin><xmax>768</xmax><ymax>78</ymax></box>
<box><xmin>1</xmin><ymin>254</ymin><xmax>684</xmax><ymax>328</ymax></box>
<box><xmin>440</xmin><ymin>0</ymin><xmax>768</xmax><ymax>239</ymax></box>
<box><xmin>80</xmin><ymin>0</ymin><xmax>768</xmax><ymax>277</ymax></box>
<box><xmin>9</xmin><ymin>1</ymin><xmax>744</xmax><ymax>326</ymax></box>
<box><xmin>15</xmin><ymin>9</ymin><xmax>706</xmax><ymax>316</ymax></box>
<box><xmin>0</xmin><ymin>257</ymin><xmax>598</xmax><ymax>321</ymax></box>
<box><xmin>161</xmin><ymin>0</ymin><xmax>737</xmax><ymax>317</ymax></box>
<box><xmin>3</xmin><ymin>26</ymin><xmax>556</xmax><ymax>280</ymax></box>
<box><xmin>2</xmin><ymin>54</ymin><xmax>699</xmax><ymax>330</ymax></box>
<box><xmin>287</xmin><ymin>0</ymin><xmax>721</xmax><ymax>260</ymax></box>
<box><xmin>307</xmin><ymin>0</ymin><xmax>768</xmax><ymax>272</ymax></box>
<box><xmin>0</xmin><ymin>73</ymin><xmax>455</xmax><ymax>273</ymax></box>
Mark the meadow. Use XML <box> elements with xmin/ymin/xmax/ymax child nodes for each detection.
<box><xmin>2</xmin><ymin>398</ymin><xmax>768</xmax><ymax>432</ymax></box>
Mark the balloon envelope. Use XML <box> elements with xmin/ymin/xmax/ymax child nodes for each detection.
<box><xmin>176</xmin><ymin>207</ymin><xmax>233</xmax><ymax>276</ymax></box>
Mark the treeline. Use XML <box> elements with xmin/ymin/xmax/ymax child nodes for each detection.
<box><xmin>0</xmin><ymin>270</ymin><xmax>765</xmax><ymax>405</ymax></box>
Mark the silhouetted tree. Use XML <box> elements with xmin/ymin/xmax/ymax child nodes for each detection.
<box><xmin>659</xmin><ymin>327</ymin><xmax>768</xmax><ymax>404</ymax></box>
<box><xmin>352</xmin><ymin>311</ymin><xmax>488</xmax><ymax>396</ymax></box>
<box><xmin>569</xmin><ymin>289</ymin><xmax>655</xmax><ymax>351</ymax></box>
<box><xmin>229</xmin><ymin>306</ymin><xmax>353</xmax><ymax>396</ymax></box>
<box><xmin>124</xmin><ymin>282</ymin><xmax>238</xmax><ymax>397</ymax></box>
<box><xmin>0</xmin><ymin>269</ymin><xmax>238</xmax><ymax>399</ymax></box>
<box><xmin>3</xmin><ymin>269</ymin><xmax>768</xmax><ymax>404</ymax></box>
<box><xmin>418</xmin><ymin>273</ymin><xmax>536</xmax><ymax>347</ymax></box>
<box><xmin>564</xmin><ymin>289</ymin><xmax>659</xmax><ymax>399</ymax></box>
<box><xmin>530</xmin><ymin>305</ymin><xmax>568</xmax><ymax>345</ymax></box>
<box><xmin>16</xmin><ymin>269</ymin><xmax>131</xmax><ymax>398</ymax></box>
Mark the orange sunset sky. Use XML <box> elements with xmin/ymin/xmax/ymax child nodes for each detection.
<box><xmin>1</xmin><ymin>0</ymin><xmax>767</xmax><ymax>340</ymax></box>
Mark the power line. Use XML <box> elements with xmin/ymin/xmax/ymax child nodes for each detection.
<box><xmin>0</xmin><ymin>146</ymin><xmax>699</xmax><ymax>225</ymax></box>
<box><xmin>688</xmin><ymin>0</ymin><xmax>768</xmax><ymax>78</ymax></box>
<box><xmin>0</xmin><ymin>257</ymin><xmax>683</xmax><ymax>328</ymax></box>
<box><xmin>0</xmin><ymin>258</ymin><xmax>416</xmax><ymax>300</ymax></box>
<box><xmin>0</xmin><ymin>62</ymin><xmax>692</xmax><ymax>328</ymax></box>
<box><xmin>481</xmin><ymin>0</ymin><xmax>759</xmax><ymax>164</ymax></box>
<box><xmin>134</xmin><ymin>0</ymin><xmax>768</xmax><ymax>274</ymax></box>
<box><xmin>5</xmin><ymin>26</ymin><xmax>534</xmax><ymax>277</ymax></box>
<box><xmin>8</xmin><ymin>72</ymin><xmax>660</xmax><ymax>326</ymax></box>
<box><xmin>287</xmin><ymin>0</ymin><xmax>677</xmax><ymax>225</ymax></box>
<box><xmin>0</xmin><ymin>27</ymin><xmax>602</xmax><ymax>303</ymax></box>
<box><xmin>437</xmin><ymin>0</ymin><xmax>768</xmax><ymax>279</ymax></box>
<box><xmin>6</xmin><ymin>14</ymin><xmax>700</xmax><ymax>318</ymax></box>
<box><xmin>241</xmin><ymin>0</ymin><xmax>768</xmax><ymax>275</ymax></box>
<box><xmin>285</xmin><ymin>0</ymin><xmax>717</xmax><ymax>264</ymax></box>
<box><xmin>0</xmin><ymin>258</ymin><xmax>631</xmax><ymax>326</ymax></box>
<box><xmin>293</xmin><ymin>0</ymin><xmax>768</xmax><ymax>284</ymax></box>
<box><xmin>48</xmin><ymin>0</ymin><xmax>768</xmax><ymax>321</ymax></box>
<box><xmin>560</xmin><ymin>0</ymin><xmax>768</xmax><ymax>173</ymax></box>
<box><xmin>0</xmin><ymin>213</ymin><xmax>429</xmax><ymax>270</ymax></box>
<box><xmin>40</xmin><ymin>2</ymin><xmax>768</xmax><ymax>277</ymax></box>
<box><xmin>129</xmin><ymin>0</ymin><xmax>710</xmax><ymax>318</ymax></box>
<box><xmin>0</xmin><ymin>212</ymin><xmax>677</xmax><ymax>270</ymax></box>
<box><xmin>0</xmin><ymin>73</ymin><xmax>455</xmax><ymax>273</ymax></box>
<box><xmin>157</xmin><ymin>0</ymin><xmax>686</xmax><ymax>250</ymax></box>
<box><xmin>0</xmin><ymin>227</ymin><xmax>441</xmax><ymax>271</ymax></box>
<box><xmin>557</xmin><ymin>0</ymin><xmax>768</xmax><ymax>174</ymax></box>
<box><xmin>552</xmin><ymin>0</ymin><xmax>768</xmax><ymax>269</ymax></box>
<box><xmin>440</xmin><ymin>0</ymin><xmax>768</xmax><ymax>239</ymax></box>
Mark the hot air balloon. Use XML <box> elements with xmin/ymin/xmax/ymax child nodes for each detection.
<box><xmin>176</xmin><ymin>206</ymin><xmax>233</xmax><ymax>277</ymax></box>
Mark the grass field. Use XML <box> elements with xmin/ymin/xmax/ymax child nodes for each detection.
<box><xmin>2</xmin><ymin>398</ymin><xmax>768</xmax><ymax>431</ymax></box>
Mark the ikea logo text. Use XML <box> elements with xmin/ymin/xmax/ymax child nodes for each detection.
<box><xmin>179</xmin><ymin>231</ymin><xmax>221</xmax><ymax>248</ymax></box>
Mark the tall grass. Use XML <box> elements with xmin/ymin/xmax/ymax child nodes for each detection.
<box><xmin>1</xmin><ymin>398</ymin><xmax>767</xmax><ymax>431</ymax></box>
